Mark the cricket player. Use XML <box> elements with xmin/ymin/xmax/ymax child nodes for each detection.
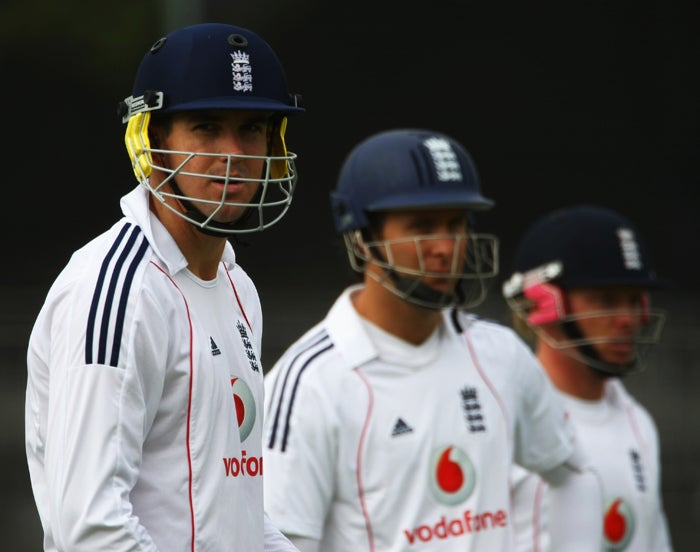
<box><xmin>25</xmin><ymin>23</ymin><xmax>303</xmax><ymax>551</ymax></box>
<box><xmin>262</xmin><ymin>129</ymin><xmax>603</xmax><ymax>551</ymax></box>
<box><xmin>504</xmin><ymin>205</ymin><xmax>674</xmax><ymax>551</ymax></box>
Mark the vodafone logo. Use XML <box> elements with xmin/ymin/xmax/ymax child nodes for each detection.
<box><xmin>402</xmin><ymin>445</ymin><xmax>505</xmax><ymax>545</ymax></box>
<box><xmin>231</xmin><ymin>377</ymin><xmax>256</xmax><ymax>442</ymax></box>
<box><xmin>403</xmin><ymin>509</ymin><xmax>508</xmax><ymax>545</ymax></box>
<box><xmin>603</xmin><ymin>497</ymin><xmax>635</xmax><ymax>550</ymax></box>
<box><xmin>222</xmin><ymin>378</ymin><xmax>262</xmax><ymax>478</ymax></box>
<box><xmin>428</xmin><ymin>445</ymin><xmax>476</xmax><ymax>505</ymax></box>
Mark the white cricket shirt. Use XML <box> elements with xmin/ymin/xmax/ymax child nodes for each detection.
<box><xmin>511</xmin><ymin>378</ymin><xmax>673</xmax><ymax>551</ymax></box>
<box><xmin>25</xmin><ymin>186</ymin><xmax>280</xmax><ymax>551</ymax></box>
<box><xmin>263</xmin><ymin>285</ymin><xmax>577</xmax><ymax>551</ymax></box>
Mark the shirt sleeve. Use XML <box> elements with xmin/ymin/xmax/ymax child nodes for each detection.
<box><xmin>641</xmin><ymin>400</ymin><xmax>675</xmax><ymax>552</ymax></box>
<box><xmin>263</xmin><ymin>351</ymin><xmax>339</xmax><ymax>540</ymax></box>
<box><xmin>264</xmin><ymin>511</ymin><xmax>302</xmax><ymax>552</ymax></box>
<box><xmin>510</xmin><ymin>464</ymin><xmax>548</xmax><ymax>552</ymax></box>
<box><xmin>40</xmin><ymin>285</ymin><xmax>168</xmax><ymax>550</ymax></box>
<box><xmin>287</xmin><ymin>535</ymin><xmax>320</xmax><ymax>552</ymax></box>
<box><xmin>510</xmin><ymin>335</ymin><xmax>577</xmax><ymax>472</ymax></box>
<box><xmin>541</xmin><ymin>463</ymin><xmax>604</xmax><ymax>551</ymax></box>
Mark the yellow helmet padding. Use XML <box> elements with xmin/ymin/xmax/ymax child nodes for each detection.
<box><xmin>124</xmin><ymin>111</ymin><xmax>153</xmax><ymax>181</ymax></box>
<box><xmin>271</xmin><ymin>116</ymin><xmax>289</xmax><ymax>180</ymax></box>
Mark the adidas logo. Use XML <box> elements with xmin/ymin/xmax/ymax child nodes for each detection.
<box><xmin>391</xmin><ymin>418</ymin><xmax>413</xmax><ymax>437</ymax></box>
<box><xmin>210</xmin><ymin>337</ymin><xmax>221</xmax><ymax>356</ymax></box>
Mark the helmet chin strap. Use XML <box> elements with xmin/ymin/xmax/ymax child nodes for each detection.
<box><xmin>368</xmin><ymin>244</ymin><xmax>456</xmax><ymax>310</ymax></box>
<box><xmin>391</xmin><ymin>272</ymin><xmax>456</xmax><ymax>310</ymax></box>
<box><xmin>168</xmin><ymin>179</ymin><xmax>242</xmax><ymax>236</ymax></box>
<box><xmin>560</xmin><ymin>319</ymin><xmax>637</xmax><ymax>377</ymax></box>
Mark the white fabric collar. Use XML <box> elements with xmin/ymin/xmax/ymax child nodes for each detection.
<box><xmin>120</xmin><ymin>185</ymin><xmax>237</xmax><ymax>276</ymax></box>
<box><xmin>324</xmin><ymin>284</ymin><xmax>448</xmax><ymax>370</ymax></box>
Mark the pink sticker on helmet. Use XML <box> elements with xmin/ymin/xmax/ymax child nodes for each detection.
<box><xmin>524</xmin><ymin>283</ymin><xmax>565</xmax><ymax>325</ymax></box>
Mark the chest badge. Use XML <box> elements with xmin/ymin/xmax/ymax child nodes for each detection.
<box><xmin>231</xmin><ymin>377</ymin><xmax>256</xmax><ymax>442</ymax></box>
<box><xmin>603</xmin><ymin>497</ymin><xmax>635</xmax><ymax>550</ymax></box>
<box><xmin>428</xmin><ymin>445</ymin><xmax>476</xmax><ymax>505</ymax></box>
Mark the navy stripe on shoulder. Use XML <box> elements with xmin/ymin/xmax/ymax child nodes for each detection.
<box><xmin>85</xmin><ymin>223</ymin><xmax>150</xmax><ymax>366</ymax></box>
<box><xmin>267</xmin><ymin>331</ymin><xmax>334</xmax><ymax>453</ymax></box>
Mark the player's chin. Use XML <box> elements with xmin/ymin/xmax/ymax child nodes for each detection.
<box><xmin>423</xmin><ymin>276</ymin><xmax>458</xmax><ymax>292</ymax></box>
<box><xmin>208</xmin><ymin>205</ymin><xmax>250</xmax><ymax>224</ymax></box>
<box><xmin>600</xmin><ymin>346</ymin><xmax>636</xmax><ymax>365</ymax></box>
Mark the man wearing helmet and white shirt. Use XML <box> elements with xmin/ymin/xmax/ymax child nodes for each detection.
<box><xmin>504</xmin><ymin>205</ymin><xmax>674</xmax><ymax>551</ymax></box>
<box><xmin>262</xmin><ymin>129</ymin><xmax>603</xmax><ymax>551</ymax></box>
<box><xmin>25</xmin><ymin>23</ymin><xmax>303</xmax><ymax>551</ymax></box>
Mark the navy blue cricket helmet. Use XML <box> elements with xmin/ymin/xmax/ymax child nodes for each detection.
<box><xmin>331</xmin><ymin>129</ymin><xmax>494</xmax><ymax>234</ymax></box>
<box><xmin>118</xmin><ymin>23</ymin><xmax>304</xmax><ymax>235</ymax></box>
<box><xmin>511</xmin><ymin>204</ymin><xmax>664</xmax><ymax>290</ymax></box>
<box><xmin>503</xmin><ymin>204</ymin><xmax>667</xmax><ymax>376</ymax></box>
<box><xmin>330</xmin><ymin>129</ymin><xmax>499</xmax><ymax>310</ymax></box>
<box><xmin>122</xmin><ymin>22</ymin><xmax>303</xmax><ymax>118</ymax></box>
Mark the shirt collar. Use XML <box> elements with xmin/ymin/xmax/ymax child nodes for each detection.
<box><xmin>120</xmin><ymin>185</ymin><xmax>237</xmax><ymax>275</ymax></box>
